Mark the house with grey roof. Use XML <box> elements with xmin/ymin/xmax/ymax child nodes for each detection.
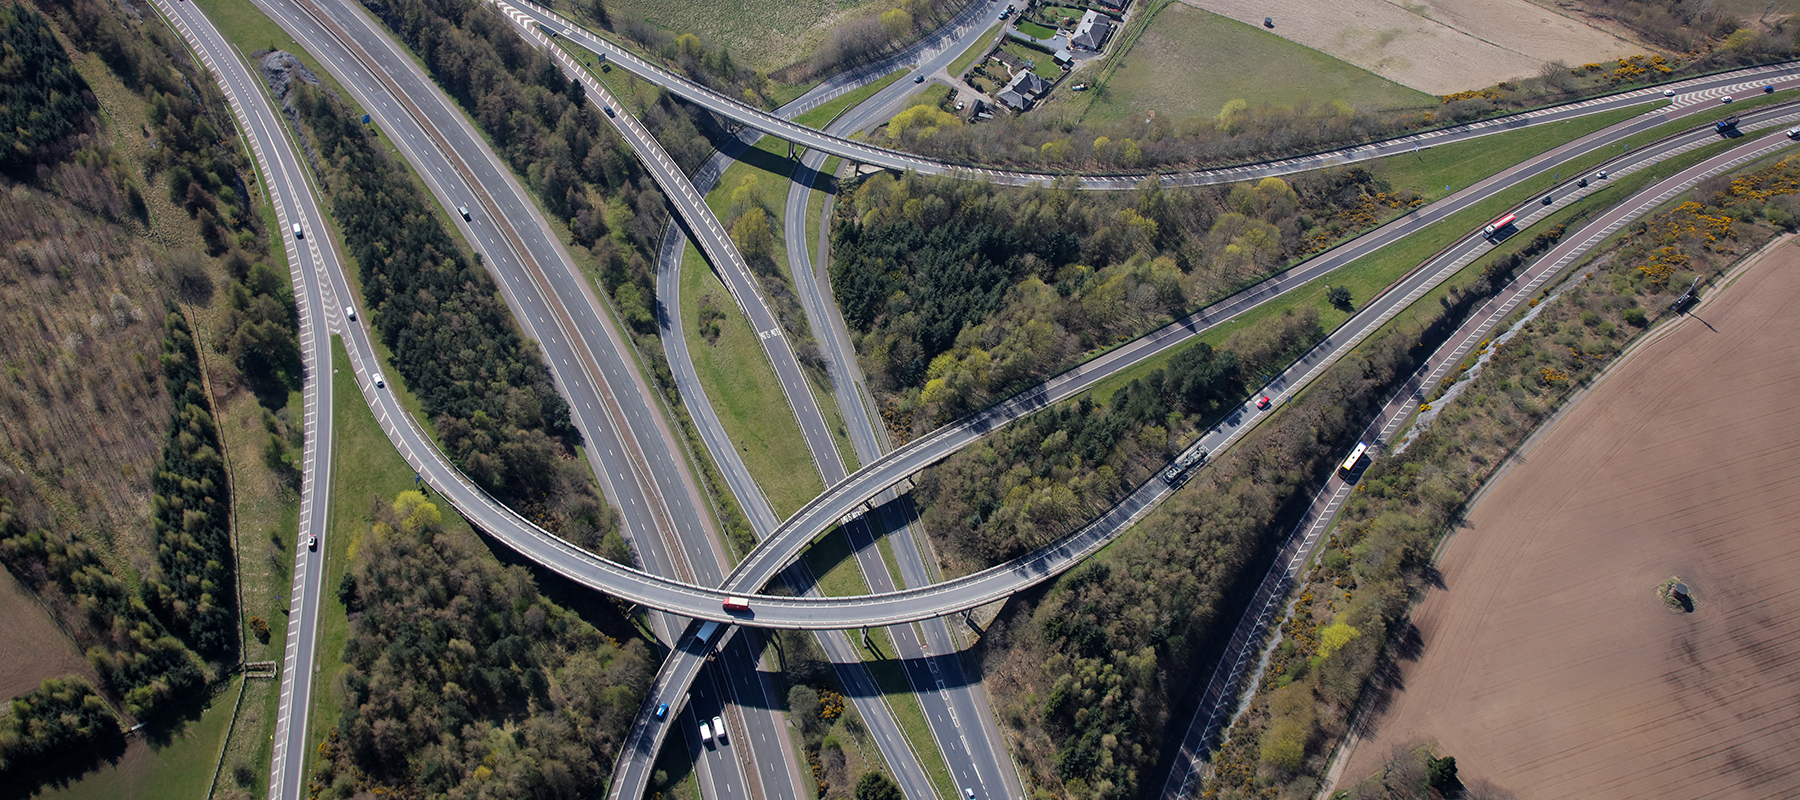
<box><xmin>1072</xmin><ymin>10</ymin><xmax>1115</xmax><ymax>51</ymax></box>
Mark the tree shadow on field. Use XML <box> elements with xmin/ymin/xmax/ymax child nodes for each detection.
<box><xmin>1353</xmin><ymin>622</ymin><xmax>1425</xmax><ymax>732</ymax></box>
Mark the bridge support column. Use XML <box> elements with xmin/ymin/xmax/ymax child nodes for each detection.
<box><xmin>788</xmin><ymin>140</ymin><xmax>797</xmax><ymax>162</ymax></box>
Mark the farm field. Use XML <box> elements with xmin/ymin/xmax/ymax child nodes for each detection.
<box><xmin>1079</xmin><ymin>3</ymin><xmax>1431</xmax><ymax>126</ymax></box>
<box><xmin>602</xmin><ymin>0</ymin><xmax>883</xmax><ymax>72</ymax></box>
<box><xmin>1337</xmin><ymin>241</ymin><xmax>1800</xmax><ymax>797</ymax></box>
<box><xmin>1184</xmin><ymin>0</ymin><xmax>1643</xmax><ymax>94</ymax></box>
<box><xmin>0</xmin><ymin>571</ymin><xmax>95</xmax><ymax>702</ymax></box>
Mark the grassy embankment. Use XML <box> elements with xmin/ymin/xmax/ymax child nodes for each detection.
<box><xmin>793</xmin><ymin>69</ymin><xmax>908</xmax><ymax>130</ymax></box>
<box><xmin>1073</xmin><ymin>3</ymin><xmax>1432</xmax><ymax>125</ymax></box>
<box><xmin>1084</xmin><ymin>97</ymin><xmax>1778</xmax><ymax>401</ymax></box>
<box><xmin>679</xmin><ymin>131</ymin><xmax>893</xmax><ymax>515</ymax></box>
<box><xmin>798</xmin><ymin>531</ymin><xmax>958</xmax><ymax>799</ymax></box>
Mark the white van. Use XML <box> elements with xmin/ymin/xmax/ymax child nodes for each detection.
<box><xmin>711</xmin><ymin>716</ymin><xmax>726</xmax><ymax>744</ymax></box>
<box><xmin>699</xmin><ymin>721</ymin><xmax>712</xmax><ymax>745</ymax></box>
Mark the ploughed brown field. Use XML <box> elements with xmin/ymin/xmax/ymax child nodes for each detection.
<box><xmin>1184</xmin><ymin>0</ymin><xmax>1643</xmax><ymax>95</ymax></box>
<box><xmin>1338</xmin><ymin>241</ymin><xmax>1800</xmax><ymax>798</ymax></box>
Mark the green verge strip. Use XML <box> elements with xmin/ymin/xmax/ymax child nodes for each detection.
<box><xmin>680</xmin><ymin>240</ymin><xmax>823</xmax><ymax>517</ymax></box>
<box><xmin>794</xmin><ymin>70</ymin><xmax>909</xmax><ymax>130</ymax></box>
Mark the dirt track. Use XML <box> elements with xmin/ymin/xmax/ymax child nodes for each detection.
<box><xmin>1337</xmin><ymin>241</ymin><xmax>1800</xmax><ymax>798</ymax></box>
<box><xmin>1183</xmin><ymin>0</ymin><xmax>1644</xmax><ymax>94</ymax></box>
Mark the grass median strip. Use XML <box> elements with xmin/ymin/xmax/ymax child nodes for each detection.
<box><xmin>794</xmin><ymin>70</ymin><xmax>909</xmax><ymax>130</ymax></box>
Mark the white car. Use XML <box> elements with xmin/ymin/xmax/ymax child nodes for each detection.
<box><xmin>1788</xmin><ymin>127</ymin><xmax>1800</xmax><ymax>140</ymax></box>
<box><xmin>699</xmin><ymin>721</ymin><xmax>712</xmax><ymax>745</ymax></box>
<box><xmin>1662</xmin><ymin>88</ymin><xmax>1676</xmax><ymax>97</ymax></box>
<box><xmin>711</xmin><ymin>715</ymin><xmax>726</xmax><ymax>744</ymax></box>
<box><xmin>345</xmin><ymin>306</ymin><xmax>357</xmax><ymax>321</ymax></box>
<box><xmin>1721</xmin><ymin>95</ymin><xmax>1733</xmax><ymax>104</ymax></box>
<box><xmin>372</xmin><ymin>372</ymin><xmax>385</xmax><ymax>388</ymax></box>
<box><xmin>292</xmin><ymin>223</ymin><xmax>304</xmax><ymax>239</ymax></box>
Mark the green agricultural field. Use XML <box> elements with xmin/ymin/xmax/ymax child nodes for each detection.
<box><xmin>603</xmin><ymin>0</ymin><xmax>885</xmax><ymax>72</ymax></box>
<box><xmin>1079</xmin><ymin>3</ymin><xmax>1431</xmax><ymax>126</ymax></box>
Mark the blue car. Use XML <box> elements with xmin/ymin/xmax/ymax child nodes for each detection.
<box><xmin>655</xmin><ymin>703</ymin><xmax>669</xmax><ymax>721</ymax></box>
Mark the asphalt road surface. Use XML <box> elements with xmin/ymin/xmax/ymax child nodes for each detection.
<box><xmin>147</xmin><ymin>5</ymin><xmax>347</xmax><ymax>799</ymax></box>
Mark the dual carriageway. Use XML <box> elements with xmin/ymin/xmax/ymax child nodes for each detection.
<box><xmin>146</xmin><ymin>0</ymin><xmax>1800</xmax><ymax>795</ymax></box>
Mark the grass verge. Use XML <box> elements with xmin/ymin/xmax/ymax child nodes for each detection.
<box><xmin>794</xmin><ymin>70</ymin><xmax>909</xmax><ymax>130</ymax></box>
<box><xmin>680</xmin><ymin>240</ymin><xmax>824</xmax><ymax>517</ymax></box>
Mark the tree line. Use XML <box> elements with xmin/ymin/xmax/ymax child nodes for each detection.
<box><xmin>320</xmin><ymin>491</ymin><xmax>654</xmax><ymax>798</ymax></box>
<box><xmin>286</xmin><ymin>79</ymin><xmax>618</xmax><ymax>553</ymax></box>
<box><xmin>1207</xmin><ymin>151</ymin><xmax>1800</xmax><ymax>800</ymax></box>
<box><xmin>144</xmin><ymin>307</ymin><xmax>239</xmax><ymax>660</ymax></box>
<box><xmin>0</xmin><ymin>676</ymin><xmax>123</xmax><ymax>790</ymax></box>
<box><xmin>829</xmin><ymin>168</ymin><xmax>1416</xmax><ymax>439</ymax></box>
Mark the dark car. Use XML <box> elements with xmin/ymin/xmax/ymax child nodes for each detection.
<box><xmin>914</xmin><ymin>75</ymin><xmax>925</xmax><ymax>84</ymax></box>
<box><xmin>654</xmin><ymin>703</ymin><xmax>669</xmax><ymax>720</ymax></box>
<box><xmin>1264</xmin><ymin>16</ymin><xmax>1273</xmax><ymax>28</ymax></box>
<box><xmin>1766</xmin><ymin>85</ymin><xmax>1776</xmax><ymax>93</ymax></box>
<box><xmin>1577</xmin><ymin>178</ymin><xmax>1588</xmax><ymax>188</ymax></box>
<box><xmin>1542</xmin><ymin>194</ymin><xmax>1553</xmax><ymax>205</ymax></box>
<box><xmin>604</xmin><ymin>105</ymin><xmax>616</xmax><ymax>117</ymax></box>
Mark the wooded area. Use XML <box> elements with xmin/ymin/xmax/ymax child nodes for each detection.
<box><xmin>830</xmin><ymin>168</ymin><xmax>1415</xmax><ymax>439</ymax></box>
<box><xmin>968</xmin><ymin>321</ymin><xmax>1422</xmax><ymax>799</ymax></box>
<box><xmin>287</xmin><ymin>78</ymin><xmax>618</xmax><ymax>552</ymax></box>
<box><xmin>321</xmin><ymin>491</ymin><xmax>654</xmax><ymax>798</ymax></box>
<box><xmin>916</xmin><ymin>309</ymin><xmax>1316</xmax><ymax>567</ymax></box>
<box><xmin>145</xmin><ymin>307</ymin><xmax>239</xmax><ymax>659</ymax></box>
<box><xmin>1208</xmin><ymin>154</ymin><xmax>1800</xmax><ymax>800</ymax></box>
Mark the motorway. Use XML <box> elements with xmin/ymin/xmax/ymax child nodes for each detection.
<box><xmin>146</xmin><ymin>17</ymin><xmax>1800</xmax><ymax>634</ymax></box>
<box><xmin>1157</xmin><ymin>122</ymin><xmax>1800</xmax><ymax>800</ymax></box>
<box><xmin>158</xmin><ymin>0</ymin><xmax>1800</xmax><ymax>796</ymax></box>
<box><xmin>158</xmin><ymin>0</ymin><xmax>796</xmax><ymax>798</ymax></box>
<box><xmin>610</xmin><ymin>90</ymin><xmax>1800</xmax><ymax>800</ymax></box>
<box><xmin>149</xmin><ymin>4</ymin><xmax>345</xmax><ymax>799</ymax></box>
